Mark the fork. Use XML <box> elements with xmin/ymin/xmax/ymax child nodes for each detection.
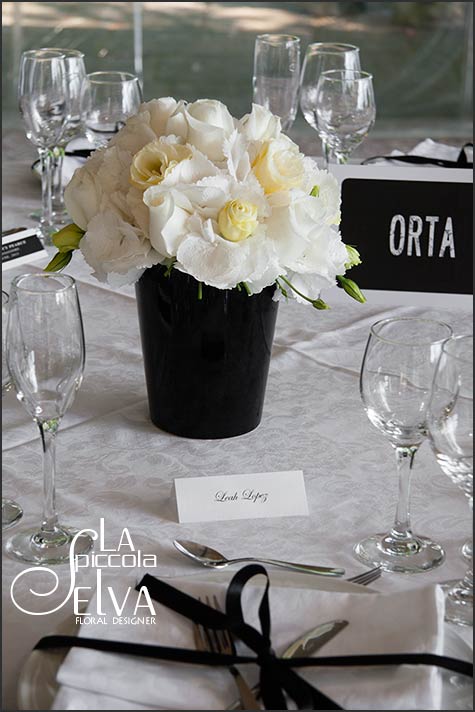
<box><xmin>194</xmin><ymin>595</ymin><xmax>261</xmax><ymax>710</ymax></box>
<box><xmin>347</xmin><ymin>566</ymin><xmax>382</xmax><ymax>586</ymax></box>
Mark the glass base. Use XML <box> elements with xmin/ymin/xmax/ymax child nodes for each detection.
<box><xmin>442</xmin><ymin>579</ymin><xmax>473</xmax><ymax>627</ymax></box>
<box><xmin>462</xmin><ymin>539</ymin><xmax>472</xmax><ymax>562</ymax></box>
<box><xmin>6</xmin><ymin>525</ymin><xmax>93</xmax><ymax>565</ymax></box>
<box><xmin>2</xmin><ymin>498</ymin><xmax>23</xmax><ymax>530</ymax></box>
<box><xmin>354</xmin><ymin>532</ymin><xmax>445</xmax><ymax>573</ymax></box>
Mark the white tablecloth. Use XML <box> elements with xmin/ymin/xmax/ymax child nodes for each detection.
<box><xmin>2</xmin><ymin>131</ymin><xmax>473</xmax><ymax>710</ymax></box>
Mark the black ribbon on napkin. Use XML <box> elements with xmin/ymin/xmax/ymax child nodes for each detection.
<box><xmin>35</xmin><ymin>565</ymin><xmax>473</xmax><ymax>710</ymax></box>
<box><xmin>362</xmin><ymin>142</ymin><xmax>473</xmax><ymax>168</ymax></box>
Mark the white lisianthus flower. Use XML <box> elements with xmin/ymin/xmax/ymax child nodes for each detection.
<box><xmin>167</xmin><ymin>99</ymin><xmax>236</xmax><ymax>162</ymax></box>
<box><xmin>302</xmin><ymin>160</ymin><xmax>341</xmax><ymax>225</ymax></box>
<box><xmin>80</xmin><ymin>210</ymin><xmax>161</xmax><ymax>284</ymax></box>
<box><xmin>252</xmin><ymin>136</ymin><xmax>305</xmax><ymax>194</ymax></box>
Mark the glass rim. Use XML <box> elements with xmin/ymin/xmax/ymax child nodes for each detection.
<box><xmin>21</xmin><ymin>49</ymin><xmax>66</xmax><ymax>61</ymax></box>
<box><xmin>11</xmin><ymin>273</ymin><xmax>76</xmax><ymax>295</ymax></box>
<box><xmin>441</xmin><ymin>334</ymin><xmax>473</xmax><ymax>364</ymax></box>
<box><xmin>319</xmin><ymin>69</ymin><xmax>373</xmax><ymax>81</ymax></box>
<box><xmin>370</xmin><ymin>317</ymin><xmax>453</xmax><ymax>346</ymax></box>
<box><xmin>85</xmin><ymin>71</ymin><xmax>139</xmax><ymax>84</ymax></box>
<box><xmin>39</xmin><ymin>47</ymin><xmax>85</xmax><ymax>59</ymax></box>
<box><xmin>305</xmin><ymin>42</ymin><xmax>360</xmax><ymax>55</ymax></box>
<box><xmin>256</xmin><ymin>33</ymin><xmax>300</xmax><ymax>45</ymax></box>
<box><xmin>2</xmin><ymin>290</ymin><xmax>8</xmax><ymax>305</ymax></box>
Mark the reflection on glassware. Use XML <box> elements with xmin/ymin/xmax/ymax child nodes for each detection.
<box><xmin>354</xmin><ymin>317</ymin><xmax>453</xmax><ymax>573</ymax></box>
<box><xmin>315</xmin><ymin>69</ymin><xmax>375</xmax><ymax>167</ymax></box>
<box><xmin>5</xmin><ymin>274</ymin><xmax>93</xmax><ymax>564</ymax></box>
<box><xmin>253</xmin><ymin>34</ymin><xmax>300</xmax><ymax>132</ymax></box>
<box><xmin>40</xmin><ymin>48</ymin><xmax>87</xmax><ymax>228</ymax></box>
<box><xmin>81</xmin><ymin>71</ymin><xmax>142</xmax><ymax>148</ymax></box>
<box><xmin>427</xmin><ymin>334</ymin><xmax>473</xmax><ymax>626</ymax></box>
<box><xmin>18</xmin><ymin>49</ymin><xmax>69</xmax><ymax>243</ymax></box>
<box><xmin>2</xmin><ymin>290</ymin><xmax>23</xmax><ymax>530</ymax></box>
<box><xmin>300</xmin><ymin>43</ymin><xmax>360</xmax><ymax>164</ymax></box>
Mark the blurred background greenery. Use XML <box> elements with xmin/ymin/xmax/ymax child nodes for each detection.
<box><xmin>2</xmin><ymin>1</ymin><xmax>473</xmax><ymax>152</ymax></box>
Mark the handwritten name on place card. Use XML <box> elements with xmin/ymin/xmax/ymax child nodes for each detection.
<box><xmin>174</xmin><ymin>470</ymin><xmax>309</xmax><ymax>523</ymax></box>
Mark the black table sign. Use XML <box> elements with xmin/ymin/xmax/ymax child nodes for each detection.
<box><xmin>2</xmin><ymin>228</ymin><xmax>47</xmax><ymax>271</ymax></box>
<box><xmin>332</xmin><ymin>166</ymin><xmax>473</xmax><ymax>297</ymax></box>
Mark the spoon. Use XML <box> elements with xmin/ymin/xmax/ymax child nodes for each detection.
<box><xmin>173</xmin><ymin>539</ymin><xmax>345</xmax><ymax>577</ymax></box>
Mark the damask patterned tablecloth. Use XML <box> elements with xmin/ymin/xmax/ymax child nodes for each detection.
<box><xmin>2</xmin><ymin>132</ymin><xmax>473</xmax><ymax>709</ymax></box>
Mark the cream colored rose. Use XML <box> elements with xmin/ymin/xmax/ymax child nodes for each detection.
<box><xmin>218</xmin><ymin>199</ymin><xmax>258</xmax><ymax>242</ymax></box>
<box><xmin>252</xmin><ymin>136</ymin><xmax>305</xmax><ymax>194</ymax></box>
<box><xmin>130</xmin><ymin>140</ymin><xmax>192</xmax><ymax>190</ymax></box>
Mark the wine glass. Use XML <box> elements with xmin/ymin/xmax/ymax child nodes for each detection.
<box><xmin>5</xmin><ymin>274</ymin><xmax>93</xmax><ymax>565</ymax></box>
<box><xmin>81</xmin><ymin>71</ymin><xmax>142</xmax><ymax>148</ymax></box>
<box><xmin>253</xmin><ymin>34</ymin><xmax>301</xmax><ymax>132</ymax></box>
<box><xmin>18</xmin><ymin>50</ymin><xmax>70</xmax><ymax>243</ymax></box>
<box><xmin>315</xmin><ymin>69</ymin><xmax>375</xmax><ymax>166</ymax></box>
<box><xmin>300</xmin><ymin>43</ymin><xmax>361</xmax><ymax>164</ymax></box>
<box><xmin>427</xmin><ymin>335</ymin><xmax>473</xmax><ymax>626</ymax></box>
<box><xmin>2</xmin><ymin>291</ymin><xmax>23</xmax><ymax>530</ymax></box>
<box><xmin>355</xmin><ymin>317</ymin><xmax>453</xmax><ymax>573</ymax></box>
<box><xmin>40</xmin><ymin>48</ymin><xmax>87</xmax><ymax>228</ymax></box>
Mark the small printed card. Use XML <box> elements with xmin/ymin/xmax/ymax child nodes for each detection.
<box><xmin>174</xmin><ymin>470</ymin><xmax>309</xmax><ymax>523</ymax></box>
<box><xmin>2</xmin><ymin>228</ymin><xmax>47</xmax><ymax>271</ymax></box>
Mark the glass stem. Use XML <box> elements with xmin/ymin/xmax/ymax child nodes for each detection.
<box><xmin>38</xmin><ymin>419</ymin><xmax>60</xmax><ymax>535</ymax></box>
<box><xmin>322</xmin><ymin>140</ymin><xmax>331</xmax><ymax>170</ymax></box>
<box><xmin>390</xmin><ymin>445</ymin><xmax>418</xmax><ymax>541</ymax></box>
<box><xmin>38</xmin><ymin>148</ymin><xmax>54</xmax><ymax>237</ymax></box>
<box><xmin>52</xmin><ymin>147</ymin><xmax>65</xmax><ymax>214</ymax></box>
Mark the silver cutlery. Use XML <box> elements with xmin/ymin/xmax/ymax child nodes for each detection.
<box><xmin>195</xmin><ymin>594</ymin><xmax>261</xmax><ymax>710</ymax></box>
<box><xmin>227</xmin><ymin>619</ymin><xmax>348</xmax><ymax>710</ymax></box>
<box><xmin>173</xmin><ymin>540</ymin><xmax>345</xmax><ymax>577</ymax></box>
<box><xmin>347</xmin><ymin>566</ymin><xmax>382</xmax><ymax>586</ymax></box>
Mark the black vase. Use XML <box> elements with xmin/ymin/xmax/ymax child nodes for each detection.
<box><xmin>135</xmin><ymin>266</ymin><xmax>279</xmax><ymax>439</ymax></box>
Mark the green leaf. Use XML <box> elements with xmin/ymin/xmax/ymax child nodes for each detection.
<box><xmin>311</xmin><ymin>298</ymin><xmax>330</xmax><ymax>310</ymax></box>
<box><xmin>44</xmin><ymin>250</ymin><xmax>73</xmax><ymax>272</ymax></box>
<box><xmin>310</xmin><ymin>185</ymin><xmax>320</xmax><ymax>197</ymax></box>
<box><xmin>337</xmin><ymin>275</ymin><xmax>366</xmax><ymax>303</ymax></box>
<box><xmin>344</xmin><ymin>245</ymin><xmax>362</xmax><ymax>270</ymax></box>
<box><xmin>53</xmin><ymin>223</ymin><xmax>84</xmax><ymax>253</ymax></box>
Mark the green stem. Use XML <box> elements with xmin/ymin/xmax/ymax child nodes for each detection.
<box><xmin>197</xmin><ymin>282</ymin><xmax>203</xmax><ymax>300</ymax></box>
<box><xmin>278</xmin><ymin>276</ymin><xmax>329</xmax><ymax>309</ymax></box>
<box><xmin>241</xmin><ymin>282</ymin><xmax>251</xmax><ymax>296</ymax></box>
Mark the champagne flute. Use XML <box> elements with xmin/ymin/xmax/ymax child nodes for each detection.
<box><xmin>315</xmin><ymin>69</ymin><xmax>375</xmax><ymax>166</ymax></box>
<box><xmin>253</xmin><ymin>34</ymin><xmax>301</xmax><ymax>132</ymax></box>
<box><xmin>355</xmin><ymin>317</ymin><xmax>453</xmax><ymax>573</ymax></box>
<box><xmin>427</xmin><ymin>335</ymin><xmax>473</xmax><ymax>626</ymax></box>
<box><xmin>2</xmin><ymin>291</ymin><xmax>23</xmax><ymax>530</ymax></box>
<box><xmin>18</xmin><ymin>50</ymin><xmax>69</xmax><ymax>243</ymax></box>
<box><xmin>81</xmin><ymin>71</ymin><xmax>142</xmax><ymax>148</ymax></box>
<box><xmin>40</xmin><ymin>48</ymin><xmax>87</xmax><ymax>228</ymax></box>
<box><xmin>5</xmin><ymin>274</ymin><xmax>93</xmax><ymax>565</ymax></box>
<box><xmin>300</xmin><ymin>43</ymin><xmax>360</xmax><ymax>164</ymax></box>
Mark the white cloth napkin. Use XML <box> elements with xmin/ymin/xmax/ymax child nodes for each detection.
<box><xmin>370</xmin><ymin>138</ymin><xmax>472</xmax><ymax>166</ymax></box>
<box><xmin>52</xmin><ymin>575</ymin><xmax>445</xmax><ymax>710</ymax></box>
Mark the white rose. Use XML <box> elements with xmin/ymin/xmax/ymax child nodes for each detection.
<box><xmin>169</xmin><ymin>99</ymin><xmax>236</xmax><ymax>162</ymax></box>
<box><xmin>143</xmin><ymin>188</ymin><xmax>192</xmax><ymax>258</ymax></box>
<box><xmin>144</xmin><ymin>97</ymin><xmax>179</xmax><ymax>137</ymax></box>
<box><xmin>238</xmin><ymin>103</ymin><xmax>281</xmax><ymax>142</ymax></box>
<box><xmin>80</xmin><ymin>210</ymin><xmax>161</xmax><ymax>283</ymax></box>
<box><xmin>252</xmin><ymin>136</ymin><xmax>305</xmax><ymax>194</ymax></box>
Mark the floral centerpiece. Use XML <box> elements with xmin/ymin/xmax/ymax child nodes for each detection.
<box><xmin>47</xmin><ymin>98</ymin><xmax>365</xmax><ymax>438</ymax></box>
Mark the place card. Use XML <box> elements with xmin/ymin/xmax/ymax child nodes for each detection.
<box><xmin>2</xmin><ymin>228</ymin><xmax>47</xmax><ymax>271</ymax></box>
<box><xmin>174</xmin><ymin>470</ymin><xmax>309</xmax><ymax>523</ymax></box>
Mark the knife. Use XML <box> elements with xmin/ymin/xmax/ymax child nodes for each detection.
<box><xmin>226</xmin><ymin>619</ymin><xmax>348</xmax><ymax>709</ymax></box>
